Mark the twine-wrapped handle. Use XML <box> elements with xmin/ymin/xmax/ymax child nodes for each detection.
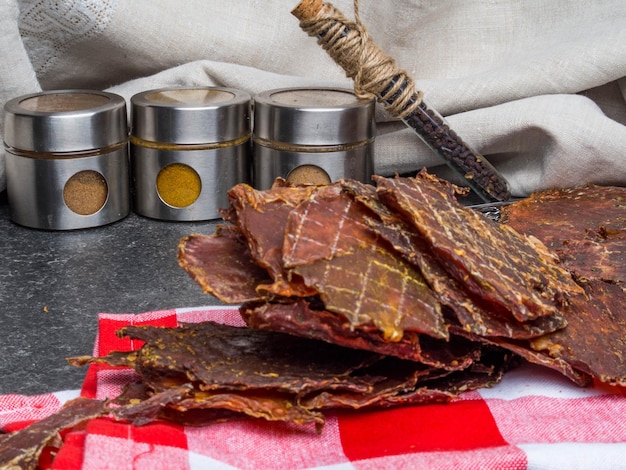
<box><xmin>292</xmin><ymin>0</ymin><xmax>511</xmax><ymax>202</ymax></box>
<box><xmin>292</xmin><ymin>0</ymin><xmax>422</xmax><ymax>120</ymax></box>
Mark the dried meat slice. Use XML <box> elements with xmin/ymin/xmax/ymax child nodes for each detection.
<box><xmin>501</xmin><ymin>185</ymin><xmax>626</xmax><ymax>248</ymax></box>
<box><xmin>178</xmin><ymin>225</ymin><xmax>272</xmax><ymax>304</ymax></box>
<box><xmin>374</xmin><ymin>171</ymin><xmax>583</xmax><ymax>323</ymax></box>
<box><xmin>528</xmin><ymin>279</ymin><xmax>626</xmax><ymax>386</ymax></box>
<box><xmin>226</xmin><ymin>182</ymin><xmax>318</xmax><ymax>298</ymax></box>
<box><xmin>293</xmin><ymin>244</ymin><xmax>447</xmax><ymax>341</ymax></box>
<box><xmin>0</xmin><ymin>398</ymin><xmax>107</xmax><ymax>470</ymax></box>
<box><xmin>114</xmin><ymin>322</ymin><xmax>382</xmax><ymax>395</ymax></box>
<box><xmin>241</xmin><ymin>298</ymin><xmax>479</xmax><ymax>369</ymax></box>
<box><xmin>167</xmin><ymin>390</ymin><xmax>326</xmax><ymax>432</ymax></box>
<box><xmin>342</xmin><ymin>179</ymin><xmax>567</xmax><ymax>339</ymax></box>
<box><xmin>498</xmin><ymin>184</ymin><xmax>626</xmax><ymax>385</ymax></box>
<box><xmin>299</xmin><ymin>347</ymin><xmax>516</xmax><ymax>410</ymax></box>
<box><xmin>282</xmin><ymin>182</ymin><xmax>379</xmax><ymax>268</ymax></box>
<box><xmin>373</xmin><ymin>220</ymin><xmax>567</xmax><ymax>338</ymax></box>
<box><xmin>502</xmin><ymin>184</ymin><xmax>626</xmax><ymax>284</ymax></box>
<box><xmin>451</xmin><ymin>279</ymin><xmax>626</xmax><ymax>387</ymax></box>
<box><xmin>450</xmin><ymin>325</ymin><xmax>592</xmax><ymax>387</ymax></box>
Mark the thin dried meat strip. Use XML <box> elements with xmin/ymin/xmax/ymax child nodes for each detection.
<box><xmin>498</xmin><ymin>184</ymin><xmax>626</xmax><ymax>385</ymax></box>
<box><xmin>343</xmin><ymin>179</ymin><xmax>567</xmax><ymax>339</ymax></box>
<box><xmin>501</xmin><ymin>185</ymin><xmax>626</xmax><ymax>248</ymax></box>
<box><xmin>112</xmin><ymin>382</ymin><xmax>263</xmax><ymax>428</ymax></box>
<box><xmin>373</xmin><ymin>219</ymin><xmax>567</xmax><ymax>339</ymax></box>
<box><xmin>502</xmin><ymin>184</ymin><xmax>626</xmax><ymax>284</ymax></box>
<box><xmin>241</xmin><ymin>298</ymin><xmax>480</xmax><ymax>369</ymax></box>
<box><xmin>178</xmin><ymin>225</ymin><xmax>273</xmax><ymax>304</ymax></box>
<box><xmin>277</xmin><ymin>178</ymin><xmax>447</xmax><ymax>342</ymax></box>
<box><xmin>375</xmin><ymin>171</ymin><xmax>583</xmax><ymax>323</ymax></box>
<box><xmin>299</xmin><ymin>356</ymin><xmax>449</xmax><ymax>410</ymax></box>
<box><xmin>528</xmin><ymin>280</ymin><xmax>626</xmax><ymax>386</ymax></box>
<box><xmin>282</xmin><ymin>183</ymin><xmax>379</xmax><ymax>268</ymax></box>
<box><xmin>293</xmin><ymin>244</ymin><xmax>446</xmax><ymax>341</ymax></box>
<box><xmin>299</xmin><ymin>347</ymin><xmax>515</xmax><ymax>411</ymax></box>
<box><xmin>450</xmin><ymin>325</ymin><xmax>592</xmax><ymax>387</ymax></box>
<box><xmin>226</xmin><ymin>182</ymin><xmax>318</xmax><ymax>298</ymax></box>
<box><xmin>115</xmin><ymin>322</ymin><xmax>382</xmax><ymax>395</ymax></box>
<box><xmin>0</xmin><ymin>397</ymin><xmax>107</xmax><ymax>470</ymax></box>
<box><xmin>451</xmin><ymin>279</ymin><xmax>626</xmax><ymax>387</ymax></box>
<box><xmin>168</xmin><ymin>390</ymin><xmax>326</xmax><ymax>431</ymax></box>
<box><xmin>111</xmin><ymin>384</ymin><xmax>194</xmax><ymax>426</ymax></box>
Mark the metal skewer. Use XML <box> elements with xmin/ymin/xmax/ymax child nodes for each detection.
<box><xmin>292</xmin><ymin>0</ymin><xmax>511</xmax><ymax>202</ymax></box>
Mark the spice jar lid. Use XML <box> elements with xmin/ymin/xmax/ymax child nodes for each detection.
<box><xmin>253</xmin><ymin>87</ymin><xmax>375</xmax><ymax>145</ymax></box>
<box><xmin>130</xmin><ymin>87</ymin><xmax>251</xmax><ymax>144</ymax></box>
<box><xmin>3</xmin><ymin>90</ymin><xmax>128</xmax><ymax>153</ymax></box>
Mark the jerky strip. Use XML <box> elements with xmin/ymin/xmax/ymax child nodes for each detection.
<box><xmin>343</xmin><ymin>178</ymin><xmax>567</xmax><ymax>338</ymax></box>
<box><xmin>375</xmin><ymin>171</ymin><xmax>583</xmax><ymax>322</ymax></box>
<box><xmin>110</xmin><ymin>322</ymin><xmax>383</xmax><ymax>395</ymax></box>
<box><xmin>241</xmin><ymin>298</ymin><xmax>479</xmax><ymax>369</ymax></box>
<box><xmin>502</xmin><ymin>184</ymin><xmax>626</xmax><ymax>284</ymax></box>
<box><xmin>0</xmin><ymin>398</ymin><xmax>107</xmax><ymax>470</ymax></box>
<box><xmin>282</xmin><ymin>183</ymin><xmax>379</xmax><ymax>267</ymax></box>
<box><xmin>293</xmin><ymin>244</ymin><xmax>446</xmax><ymax>341</ymax></box>
<box><xmin>178</xmin><ymin>226</ymin><xmax>273</xmax><ymax>304</ymax></box>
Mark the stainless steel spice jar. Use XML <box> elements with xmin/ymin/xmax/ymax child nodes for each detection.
<box><xmin>253</xmin><ymin>87</ymin><xmax>375</xmax><ymax>189</ymax></box>
<box><xmin>3</xmin><ymin>90</ymin><xmax>130</xmax><ymax>230</ymax></box>
<box><xmin>130</xmin><ymin>87</ymin><xmax>251</xmax><ymax>221</ymax></box>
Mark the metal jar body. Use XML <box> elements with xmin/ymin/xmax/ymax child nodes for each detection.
<box><xmin>253</xmin><ymin>87</ymin><xmax>375</xmax><ymax>189</ymax></box>
<box><xmin>130</xmin><ymin>87</ymin><xmax>251</xmax><ymax>221</ymax></box>
<box><xmin>3</xmin><ymin>90</ymin><xmax>130</xmax><ymax>230</ymax></box>
<box><xmin>132</xmin><ymin>143</ymin><xmax>249</xmax><ymax>220</ymax></box>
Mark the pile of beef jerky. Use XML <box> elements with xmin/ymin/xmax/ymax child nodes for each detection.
<box><xmin>2</xmin><ymin>170</ymin><xmax>625</xmax><ymax>469</ymax></box>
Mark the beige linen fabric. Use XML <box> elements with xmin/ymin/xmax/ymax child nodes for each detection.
<box><xmin>1</xmin><ymin>0</ymin><xmax>625</xmax><ymax>196</ymax></box>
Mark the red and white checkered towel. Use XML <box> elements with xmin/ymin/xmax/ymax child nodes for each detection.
<box><xmin>2</xmin><ymin>306</ymin><xmax>625</xmax><ymax>469</ymax></box>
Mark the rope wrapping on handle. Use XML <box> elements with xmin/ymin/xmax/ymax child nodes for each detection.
<box><xmin>297</xmin><ymin>1</ymin><xmax>424</xmax><ymax>120</ymax></box>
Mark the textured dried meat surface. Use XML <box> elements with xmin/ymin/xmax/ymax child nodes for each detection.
<box><xmin>282</xmin><ymin>183</ymin><xmax>379</xmax><ymax>267</ymax></box>
<box><xmin>502</xmin><ymin>184</ymin><xmax>626</xmax><ymax>284</ymax></box>
<box><xmin>346</xmin><ymin>179</ymin><xmax>567</xmax><ymax>339</ymax></box>
<box><xmin>0</xmin><ymin>398</ymin><xmax>107</xmax><ymax>470</ymax></box>
<box><xmin>298</xmin><ymin>347</ymin><xmax>513</xmax><ymax>410</ymax></box>
<box><xmin>374</xmin><ymin>219</ymin><xmax>567</xmax><ymax>338</ymax></box>
<box><xmin>374</xmin><ymin>171</ymin><xmax>583</xmax><ymax>323</ymax></box>
<box><xmin>451</xmin><ymin>279</ymin><xmax>626</xmax><ymax>387</ymax></box>
<box><xmin>119</xmin><ymin>322</ymin><xmax>381</xmax><ymax>394</ymax></box>
<box><xmin>241</xmin><ymin>298</ymin><xmax>479</xmax><ymax>369</ymax></box>
<box><xmin>499</xmin><ymin>184</ymin><xmax>626</xmax><ymax>385</ymax></box>
<box><xmin>293</xmin><ymin>244</ymin><xmax>446</xmax><ymax>341</ymax></box>
<box><xmin>171</xmin><ymin>390</ymin><xmax>326</xmax><ymax>429</ymax></box>
<box><xmin>72</xmin><ymin>321</ymin><xmax>513</xmax><ymax>433</ymax></box>
<box><xmin>227</xmin><ymin>183</ymin><xmax>319</xmax><ymax>297</ymax></box>
<box><xmin>528</xmin><ymin>280</ymin><xmax>626</xmax><ymax>386</ymax></box>
<box><xmin>178</xmin><ymin>226</ymin><xmax>272</xmax><ymax>304</ymax></box>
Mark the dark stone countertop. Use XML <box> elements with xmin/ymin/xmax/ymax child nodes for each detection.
<box><xmin>0</xmin><ymin>190</ymin><xmax>223</xmax><ymax>395</ymax></box>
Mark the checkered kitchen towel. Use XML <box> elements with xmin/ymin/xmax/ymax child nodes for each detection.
<box><xmin>1</xmin><ymin>306</ymin><xmax>625</xmax><ymax>469</ymax></box>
